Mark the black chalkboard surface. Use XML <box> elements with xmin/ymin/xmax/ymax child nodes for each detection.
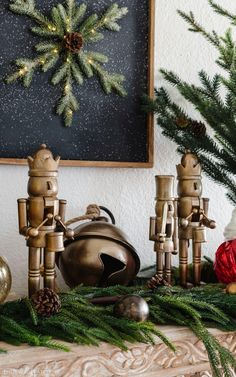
<box><xmin>0</xmin><ymin>0</ymin><xmax>154</xmax><ymax>167</ymax></box>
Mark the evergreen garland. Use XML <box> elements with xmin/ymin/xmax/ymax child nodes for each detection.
<box><xmin>5</xmin><ymin>0</ymin><xmax>128</xmax><ymax>127</ymax></box>
<box><xmin>0</xmin><ymin>284</ymin><xmax>235</xmax><ymax>377</ymax></box>
<box><xmin>143</xmin><ymin>0</ymin><xmax>236</xmax><ymax>205</ymax></box>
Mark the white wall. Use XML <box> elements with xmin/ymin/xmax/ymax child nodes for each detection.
<box><xmin>0</xmin><ymin>0</ymin><xmax>234</xmax><ymax>294</ymax></box>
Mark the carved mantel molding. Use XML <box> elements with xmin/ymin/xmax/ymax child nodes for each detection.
<box><xmin>0</xmin><ymin>327</ymin><xmax>235</xmax><ymax>377</ymax></box>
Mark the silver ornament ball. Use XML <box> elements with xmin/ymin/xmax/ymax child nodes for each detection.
<box><xmin>114</xmin><ymin>294</ymin><xmax>149</xmax><ymax>322</ymax></box>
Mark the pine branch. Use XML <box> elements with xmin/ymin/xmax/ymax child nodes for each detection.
<box><xmin>35</xmin><ymin>42</ymin><xmax>60</xmax><ymax>53</ymax></box>
<box><xmin>67</xmin><ymin>0</ymin><xmax>75</xmax><ymax>20</ymax></box>
<box><xmin>72</xmin><ymin>3</ymin><xmax>87</xmax><ymax>30</ymax></box>
<box><xmin>216</xmin><ymin>29</ymin><xmax>236</xmax><ymax>71</ymax></box>
<box><xmin>91</xmin><ymin>61</ymin><xmax>127</xmax><ymax>96</ymax></box>
<box><xmin>77</xmin><ymin>52</ymin><xmax>94</xmax><ymax>77</ymax></box>
<box><xmin>209</xmin><ymin>0</ymin><xmax>236</xmax><ymax>23</ymax></box>
<box><xmin>56</xmin><ymin>60</ymin><xmax>79</xmax><ymax>127</ymax></box>
<box><xmin>9</xmin><ymin>0</ymin><xmax>51</xmax><ymax>28</ymax></box>
<box><xmin>51</xmin><ymin>61</ymin><xmax>69</xmax><ymax>85</ymax></box>
<box><xmin>79</xmin><ymin>14</ymin><xmax>98</xmax><ymax>34</ymax></box>
<box><xmin>148</xmin><ymin>68</ymin><xmax>236</xmax><ymax>204</ymax></box>
<box><xmin>57</xmin><ymin>3</ymin><xmax>68</xmax><ymax>33</ymax></box>
<box><xmin>80</xmin><ymin>3</ymin><xmax>128</xmax><ymax>42</ymax></box>
<box><xmin>0</xmin><ymin>283</ymin><xmax>236</xmax><ymax>377</ymax></box>
<box><xmin>50</xmin><ymin>6</ymin><xmax>64</xmax><ymax>37</ymax></box>
<box><xmin>103</xmin><ymin>3</ymin><xmax>129</xmax><ymax>32</ymax></box>
<box><xmin>71</xmin><ymin>61</ymin><xmax>83</xmax><ymax>85</ymax></box>
<box><xmin>177</xmin><ymin>9</ymin><xmax>220</xmax><ymax>47</ymax></box>
<box><xmin>31</xmin><ymin>25</ymin><xmax>59</xmax><ymax>38</ymax></box>
<box><xmin>24</xmin><ymin>298</ymin><xmax>38</xmax><ymax>326</ymax></box>
<box><xmin>5</xmin><ymin>56</ymin><xmax>44</xmax><ymax>87</ymax></box>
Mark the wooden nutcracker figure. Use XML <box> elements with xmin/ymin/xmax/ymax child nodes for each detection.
<box><xmin>17</xmin><ymin>144</ymin><xmax>74</xmax><ymax>296</ymax></box>
<box><xmin>149</xmin><ymin>176</ymin><xmax>178</xmax><ymax>284</ymax></box>
<box><xmin>177</xmin><ymin>151</ymin><xmax>216</xmax><ymax>287</ymax></box>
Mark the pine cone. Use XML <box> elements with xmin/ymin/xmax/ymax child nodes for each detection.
<box><xmin>64</xmin><ymin>32</ymin><xmax>84</xmax><ymax>53</ymax></box>
<box><xmin>147</xmin><ymin>274</ymin><xmax>171</xmax><ymax>290</ymax></box>
<box><xmin>175</xmin><ymin>117</ymin><xmax>189</xmax><ymax>128</ymax></box>
<box><xmin>190</xmin><ymin>120</ymin><xmax>206</xmax><ymax>138</ymax></box>
<box><xmin>31</xmin><ymin>288</ymin><xmax>61</xmax><ymax>317</ymax></box>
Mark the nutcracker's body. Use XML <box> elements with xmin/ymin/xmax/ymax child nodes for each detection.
<box><xmin>149</xmin><ymin>176</ymin><xmax>178</xmax><ymax>283</ymax></box>
<box><xmin>176</xmin><ymin>152</ymin><xmax>216</xmax><ymax>286</ymax></box>
<box><xmin>17</xmin><ymin>144</ymin><xmax>73</xmax><ymax>296</ymax></box>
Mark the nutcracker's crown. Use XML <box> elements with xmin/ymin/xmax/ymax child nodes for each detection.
<box><xmin>176</xmin><ymin>150</ymin><xmax>201</xmax><ymax>179</ymax></box>
<box><xmin>27</xmin><ymin>144</ymin><xmax>60</xmax><ymax>177</ymax></box>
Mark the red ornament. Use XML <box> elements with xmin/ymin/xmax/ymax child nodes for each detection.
<box><xmin>214</xmin><ymin>240</ymin><xmax>236</xmax><ymax>284</ymax></box>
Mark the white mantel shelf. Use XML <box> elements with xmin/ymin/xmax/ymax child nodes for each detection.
<box><xmin>0</xmin><ymin>325</ymin><xmax>235</xmax><ymax>377</ymax></box>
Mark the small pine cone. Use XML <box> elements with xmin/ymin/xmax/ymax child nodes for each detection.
<box><xmin>147</xmin><ymin>274</ymin><xmax>171</xmax><ymax>290</ymax></box>
<box><xmin>31</xmin><ymin>288</ymin><xmax>61</xmax><ymax>317</ymax></box>
<box><xmin>64</xmin><ymin>32</ymin><xmax>84</xmax><ymax>53</ymax></box>
<box><xmin>175</xmin><ymin>117</ymin><xmax>189</xmax><ymax>128</ymax></box>
<box><xmin>190</xmin><ymin>120</ymin><xmax>206</xmax><ymax>138</ymax></box>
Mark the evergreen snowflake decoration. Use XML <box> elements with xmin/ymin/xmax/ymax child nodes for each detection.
<box><xmin>6</xmin><ymin>0</ymin><xmax>128</xmax><ymax>127</ymax></box>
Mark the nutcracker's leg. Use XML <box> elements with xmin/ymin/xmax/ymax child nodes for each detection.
<box><xmin>179</xmin><ymin>240</ymin><xmax>189</xmax><ymax>287</ymax></box>
<box><xmin>28</xmin><ymin>247</ymin><xmax>41</xmax><ymax>297</ymax></box>
<box><xmin>156</xmin><ymin>249</ymin><xmax>164</xmax><ymax>279</ymax></box>
<box><xmin>44</xmin><ymin>249</ymin><xmax>55</xmax><ymax>291</ymax></box>
<box><xmin>192</xmin><ymin>241</ymin><xmax>202</xmax><ymax>286</ymax></box>
<box><xmin>164</xmin><ymin>252</ymin><xmax>172</xmax><ymax>284</ymax></box>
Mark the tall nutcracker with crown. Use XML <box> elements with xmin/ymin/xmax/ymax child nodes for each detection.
<box><xmin>177</xmin><ymin>151</ymin><xmax>216</xmax><ymax>287</ymax></box>
<box><xmin>17</xmin><ymin>144</ymin><xmax>74</xmax><ymax>296</ymax></box>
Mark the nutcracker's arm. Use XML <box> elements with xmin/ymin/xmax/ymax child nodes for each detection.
<box><xmin>54</xmin><ymin>215</ymin><xmax>74</xmax><ymax>240</ymax></box>
<box><xmin>17</xmin><ymin>199</ymin><xmax>29</xmax><ymax>236</ymax></box>
<box><xmin>59</xmin><ymin>199</ymin><xmax>67</xmax><ymax>222</ymax></box>
<box><xmin>149</xmin><ymin>202</ymin><xmax>168</xmax><ymax>252</ymax></box>
<box><xmin>201</xmin><ymin>198</ymin><xmax>216</xmax><ymax>229</ymax></box>
<box><xmin>173</xmin><ymin>199</ymin><xmax>178</xmax><ymax>254</ymax></box>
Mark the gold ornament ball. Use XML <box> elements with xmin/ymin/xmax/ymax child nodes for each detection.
<box><xmin>226</xmin><ymin>282</ymin><xmax>236</xmax><ymax>294</ymax></box>
<box><xmin>0</xmin><ymin>257</ymin><xmax>12</xmax><ymax>303</ymax></box>
<box><xmin>113</xmin><ymin>294</ymin><xmax>149</xmax><ymax>322</ymax></box>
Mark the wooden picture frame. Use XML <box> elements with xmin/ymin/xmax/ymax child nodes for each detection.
<box><xmin>0</xmin><ymin>0</ymin><xmax>155</xmax><ymax>168</ymax></box>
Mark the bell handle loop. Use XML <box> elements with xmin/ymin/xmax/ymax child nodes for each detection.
<box><xmin>99</xmin><ymin>206</ymin><xmax>116</xmax><ymax>225</ymax></box>
<box><xmin>65</xmin><ymin>204</ymin><xmax>116</xmax><ymax>227</ymax></box>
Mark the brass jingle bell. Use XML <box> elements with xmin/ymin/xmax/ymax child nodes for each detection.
<box><xmin>57</xmin><ymin>209</ymin><xmax>140</xmax><ymax>288</ymax></box>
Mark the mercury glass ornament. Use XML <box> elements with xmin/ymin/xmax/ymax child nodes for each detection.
<box><xmin>0</xmin><ymin>257</ymin><xmax>12</xmax><ymax>303</ymax></box>
<box><xmin>113</xmin><ymin>294</ymin><xmax>149</xmax><ymax>322</ymax></box>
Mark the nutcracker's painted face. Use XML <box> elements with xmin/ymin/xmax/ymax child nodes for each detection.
<box><xmin>177</xmin><ymin>178</ymin><xmax>202</xmax><ymax>197</ymax></box>
<box><xmin>27</xmin><ymin>176</ymin><xmax>58</xmax><ymax>197</ymax></box>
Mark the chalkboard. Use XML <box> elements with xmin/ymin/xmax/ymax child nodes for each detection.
<box><xmin>0</xmin><ymin>0</ymin><xmax>154</xmax><ymax>167</ymax></box>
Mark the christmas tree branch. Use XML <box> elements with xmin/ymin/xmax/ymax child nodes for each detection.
<box><xmin>177</xmin><ymin>9</ymin><xmax>220</xmax><ymax>47</ymax></box>
<box><xmin>209</xmin><ymin>0</ymin><xmax>236</xmax><ymax>23</ymax></box>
